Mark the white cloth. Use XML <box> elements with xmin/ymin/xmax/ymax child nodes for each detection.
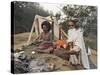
<box><xmin>69</xmin><ymin>45</ymin><xmax>81</xmax><ymax>64</ymax></box>
<box><xmin>68</xmin><ymin>28</ymin><xmax>90</xmax><ymax>69</ymax></box>
<box><xmin>87</xmin><ymin>47</ymin><xmax>92</xmax><ymax>55</ymax></box>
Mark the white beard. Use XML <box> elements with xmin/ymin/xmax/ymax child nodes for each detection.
<box><xmin>68</xmin><ymin>28</ymin><xmax>90</xmax><ymax>69</ymax></box>
<box><xmin>68</xmin><ymin>28</ymin><xmax>77</xmax><ymax>42</ymax></box>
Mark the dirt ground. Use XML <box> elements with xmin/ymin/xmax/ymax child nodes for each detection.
<box><xmin>13</xmin><ymin>32</ymin><xmax>36</xmax><ymax>50</ymax></box>
<box><xmin>13</xmin><ymin>32</ymin><xmax>97</xmax><ymax>70</ymax></box>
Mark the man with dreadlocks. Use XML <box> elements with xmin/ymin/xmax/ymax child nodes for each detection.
<box><xmin>32</xmin><ymin>21</ymin><xmax>53</xmax><ymax>53</ymax></box>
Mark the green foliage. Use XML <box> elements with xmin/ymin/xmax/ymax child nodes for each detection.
<box><xmin>84</xmin><ymin>36</ymin><xmax>97</xmax><ymax>50</ymax></box>
<box><xmin>60</xmin><ymin>5</ymin><xmax>97</xmax><ymax>49</ymax></box>
<box><xmin>61</xmin><ymin>5</ymin><xmax>97</xmax><ymax>37</ymax></box>
<box><xmin>13</xmin><ymin>1</ymin><xmax>51</xmax><ymax>34</ymax></box>
<box><xmin>59</xmin><ymin>20</ymin><xmax>69</xmax><ymax>34</ymax></box>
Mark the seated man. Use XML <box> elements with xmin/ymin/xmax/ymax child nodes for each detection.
<box><xmin>33</xmin><ymin>21</ymin><xmax>53</xmax><ymax>53</ymax></box>
<box><xmin>67</xmin><ymin>20</ymin><xmax>90</xmax><ymax>69</ymax></box>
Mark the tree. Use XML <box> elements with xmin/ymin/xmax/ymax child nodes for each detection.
<box><xmin>13</xmin><ymin>1</ymin><xmax>51</xmax><ymax>34</ymax></box>
<box><xmin>60</xmin><ymin>5</ymin><xmax>97</xmax><ymax>37</ymax></box>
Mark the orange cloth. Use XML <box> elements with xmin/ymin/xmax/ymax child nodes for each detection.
<box><xmin>55</xmin><ymin>40</ymin><xmax>68</xmax><ymax>48</ymax></box>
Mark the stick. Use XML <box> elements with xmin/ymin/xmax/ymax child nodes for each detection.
<box><xmin>60</xmin><ymin>28</ymin><xmax>68</xmax><ymax>39</ymax></box>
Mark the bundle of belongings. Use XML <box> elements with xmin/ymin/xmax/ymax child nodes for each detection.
<box><xmin>53</xmin><ymin>39</ymin><xmax>80</xmax><ymax>65</ymax></box>
<box><xmin>54</xmin><ymin>40</ymin><xmax>68</xmax><ymax>49</ymax></box>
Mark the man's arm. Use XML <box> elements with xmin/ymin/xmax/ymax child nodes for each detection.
<box><xmin>66</xmin><ymin>45</ymin><xmax>80</xmax><ymax>55</ymax></box>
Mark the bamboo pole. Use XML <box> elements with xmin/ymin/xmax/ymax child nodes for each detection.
<box><xmin>26</xmin><ymin>17</ymin><xmax>36</xmax><ymax>45</ymax></box>
<box><xmin>60</xmin><ymin>28</ymin><xmax>68</xmax><ymax>39</ymax></box>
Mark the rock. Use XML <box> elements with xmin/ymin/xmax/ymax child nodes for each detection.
<box><xmin>18</xmin><ymin>53</ymin><xmax>26</xmax><ymax>61</ymax></box>
<box><xmin>32</xmin><ymin>51</ymin><xmax>35</xmax><ymax>54</ymax></box>
<box><xmin>14</xmin><ymin>51</ymin><xmax>24</xmax><ymax>58</ymax></box>
<box><xmin>46</xmin><ymin>62</ymin><xmax>55</xmax><ymax>71</ymax></box>
<box><xmin>14</xmin><ymin>53</ymin><xmax>21</xmax><ymax>58</ymax></box>
<box><xmin>14</xmin><ymin>60</ymin><xmax>29</xmax><ymax>73</ymax></box>
<box><xmin>28</xmin><ymin>58</ymin><xmax>46</xmax><ymax>72</ymax></box>
<box><xmin>28</xmin><ymin>58</ymin><xmax>55</xmax><ymax>72</ymax></box>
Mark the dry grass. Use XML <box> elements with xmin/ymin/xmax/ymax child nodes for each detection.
<box><xmin>13</xmin><ymin>32</ymin><xmax>36</xmax><ymax>50</ymax></box>
<box><xmin>13</xmin><ymin>32</ymin><xmax>97</xmax><ymax>69</ymax></box>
